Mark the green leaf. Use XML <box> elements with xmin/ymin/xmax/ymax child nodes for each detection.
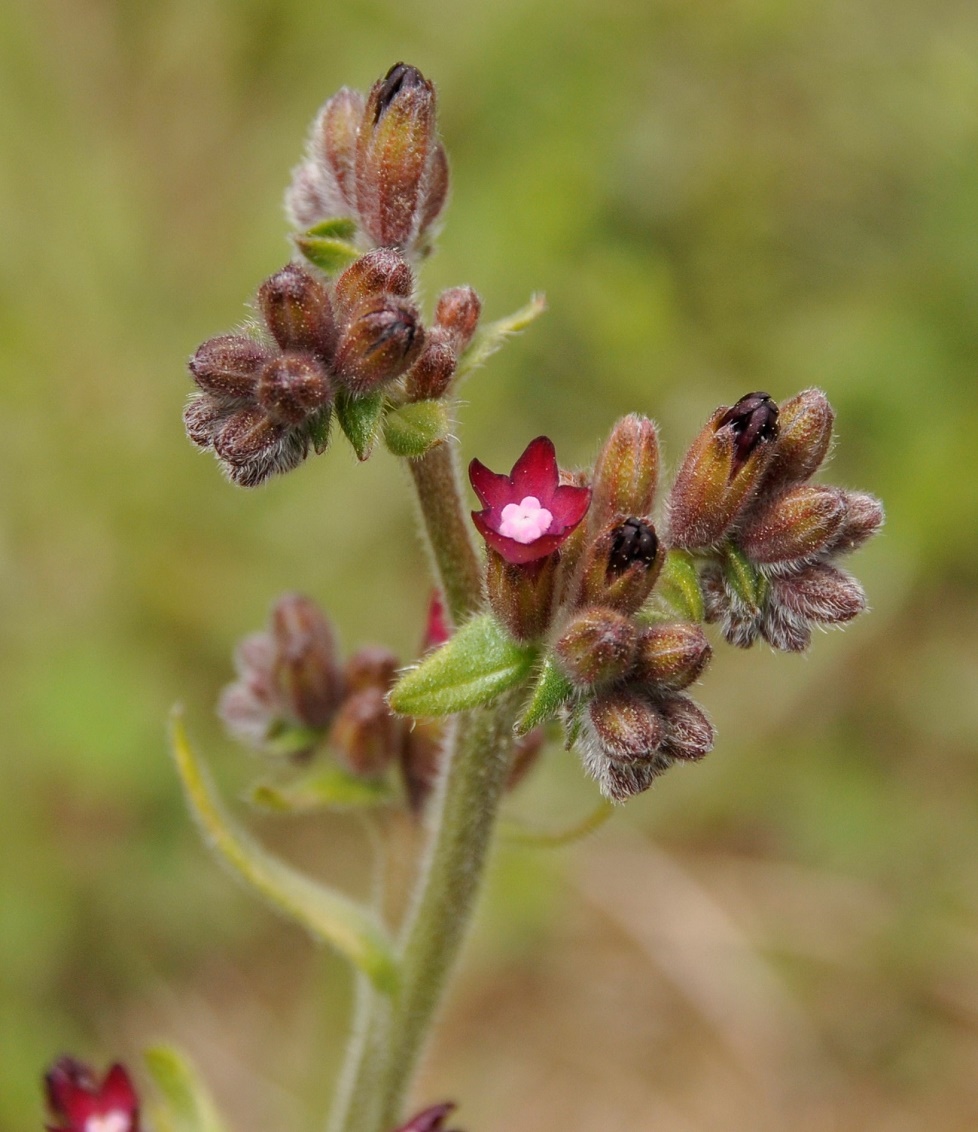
<box><xmin>170</xmin><ymin>712</ymin><xmax>399</xmax><ymax>994</ymax></box>
<box><xmin>722</xmin><ymin>543</ymin><xmax>768</xmax><ymax>614</ymax></box>
<box><xmin>335</xmin><ymin>389</ymin><xmax>385</xmax><ymax>460</ymax></box>
<box><xmin>383</xmin><ymin>400</ymin><xmax>450</xmax><ymax>458</ymax></box>
<box><xmin>516</xmin><ymin>655</ymin><xmax>575</xmax><ymax>735</ymax></box>
<box><xmin>655</xmin><ymin>549</ymin><xmax>705</xmax><ymax>622</ymax></box>
<box><xmin>307</xmin><ymin>404</ymin><xmax>332</xmax><ymax>455</ymax></box>
<box><xmin>250</xmin><ymin>765</ymin><xmax>394</xmax><ymax>813</ymax></box>
<box><xmin>143</xmin><ymin>1045</ymin><xmax>225</xmax><ymax>1132</ymax></box>
<box><xmin>305</xmin><ymin>217</ymin><xmax>358</xmax><ymax>240</ymax></box>
<box><xmin>454</xmin><ymin>293</ymin><xmax>547</xmax><ymax>383</ymax></box>
<box><xmin>389</xmin><ymin>614</ymin><xmax>537</xmax><ymax>717</ymax></box>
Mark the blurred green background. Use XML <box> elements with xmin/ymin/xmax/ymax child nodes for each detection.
<box><xmin>2</xmin><ymin>0</ymin><xmax>977</xmax><ymax>1128</ymax></box>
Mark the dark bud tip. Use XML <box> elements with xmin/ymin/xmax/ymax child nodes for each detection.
<box><xmin>376</xmin><ymin>63</ymin><xmax>427</xmax><ymax>119</ymax></box>
<box><xmin>718</xmin><ymin>392</ymin><xmax>779</xmax><ymax>472</ymax></box>
<box><xmin>608</xmin><ymin>517</ymin><xmax>659</xmax><ymax>575</ymax></box>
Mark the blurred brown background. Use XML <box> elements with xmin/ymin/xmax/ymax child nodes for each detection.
<box><xmin>1</xmin><ymin>0</ymin><xmax>977</xmax><ymax>1128</ymax></box>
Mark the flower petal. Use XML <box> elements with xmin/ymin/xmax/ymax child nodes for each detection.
<box><xmin>473</xmin><ymin>511</ymin><xmax>571</xmax><ymax>565</ymax></box>
<box><xmin>510</xmin><ymin>435</ymin><xmax>559</xmax><ymax>503</ymax></box>
<box><xmin>468</xmin><ymin>458</ymin><xmax>515</xmax><ymax>510</ymax></box>
<box><xmin>548</xmin><ymin>482</ymin><xmax>592</xmax><ymax>530</ymax></box>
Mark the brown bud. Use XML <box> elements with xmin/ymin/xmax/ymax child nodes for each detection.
<box><xmin>577</xmin><ymin>518</ymin><xmax>663</xmax><ymax>614</ymax></box>
<box><xmin>333</xmin><ymin>248</ymin><xmax>414</xmax><ymax>318</ymax></box>
<box><xmin>417</xmin><ymin>142</ymin><xmax>450</xmax><ymax>245</ymax></box>
<box><xmin>434</xmin><ymin>286</ymin><xmax>481</xmax><ymax>351</ymax></box>
<box><xmin>313</xmin><ymin>87</ymin><xmax>365</xmax><ymax>211</ymax></box>
<box><xmin>554</xmin><ymin>607</ymin><xmax>639</xmax><ymax>688</ymax></box>
<box><xmin>214</xmin><ymin>406</ymin><xmax>286</xmax><ymax>464</ymax></box>
<box><xmin>827</xmin><ymin>491</ymin><xmax>884</xmax><ymax>556</ymax></box>
<box><xmin>344</xmin><ymin>645</ymin><xmax>399</xmax><ymax>693</ymax></box>
<box><xmin>257</xmin><ymin>353</ymin><xmax>332</xmax><ymax>425</ymax></box>
<box><xmin>485</xmin><ymin>548</ymin><xmax>557</xmax><ymax>642</ymax></box>
<box><xmin>271</xmin><ymin>593</ymin><xmax>345</xmax><ymax>729</ymax></box>
<box><xmin>184</xmin><ymin>394</ymin><xmax>227</xmax><ymax>449</ymax></box>
<box><xmin>765</xmin><ymin>388</ymin><xmax>834</xmax><ymax>487</ymax></box>
<box><xmin>587</xmin><ymin>688</ymin><xmax>666</xmax><ymax>762</ymax></box>
<box><xmin>590</xmin><ymin>415</ymin><xmax>660</xmax><ymax>529</ymax></box>
<box><xmin>596</xmin><ymin>754</ymin><xmax>672</xmax><ymax>803</ymax></box>
<box><xmin>189</xmin><ymin>334</ymin><xmax>268</xmax><ymax>400</ymax></box>
<box><xmin>404</xmin><ymin>327</ymin><xmax>457</xmax><ymax>401</ymax></box>
<box><xmin>738</xmin><ymin>485</ymin><xmax>845</xmax><ymax>566</ymax></box>
<box><xmin>633</xmin><ymin>623</ymin><xmax>711</xmax><ymax>691</ymax></box>
<box><xmin>758</xmin><ymin>602</ymin><xmax>811</xmax><ymax>652</ymax></box>
<box><xmin>329</xmin><ymin>686</ymin><xmax>398</xmax><ymax>777</ymax></box>
<box><xmin>356</xmin><ymin>63</ymin><xmax>439</xmax><ymax>249</ymax></box>
<box><xmin>667</xmin><ymin>393</ymin><xmax>779</xmax><ymax>550</ymax></box>
<box><xmin>772</xmin><ymin>563</ymin><xmax>867</xmax><ymax>625</ymax></box>
<box><xmin>658</xmin><ymin>694</ymin><xmax>714</xmax><ymax>761</ymax></box>
<box><xmin>333</xmin><ymin>297</ymin><xmax>424</xmax><ymax>394</ymax></box>
<box><xmin>258</xmin><ymin>264</ymin><xmax>336</xmax><ymax>357</ymax></box>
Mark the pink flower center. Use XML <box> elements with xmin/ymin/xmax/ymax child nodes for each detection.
<box><xmin>498</xmin><ymin>496</ymin><xmax>553</xmax><ymax>544</ymax></box>
<box><xmin>85</xmin><ymin>1114</ymin><xmax>130</xmax><ymax>1132</ymax></box>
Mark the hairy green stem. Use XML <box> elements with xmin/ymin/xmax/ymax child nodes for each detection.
<box><xmin>408</xmin><ymin>437</ymin><xmax>484</xmax><ymax>627</ymax></box>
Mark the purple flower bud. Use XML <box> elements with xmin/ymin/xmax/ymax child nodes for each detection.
<box><xmin>189</xmin><ymin>334</ymin><xmax>269</xmax><ymax>400</ymax></box>
<box><xmin>286</xmin><ymin>88</ymin><xmax>366</xmax><ymax>227</ymax></box>
<box><xmin>183</xmin><ymin>394</ymin><xmax>229</xmax><ymax>450</ymax></box>
<box><xmin>772</xmin><ymin>563</ymin><xmax>867</xmax><ymax>625</ymax></box>
<box><xmin>329</xmin><ymin>686</ymin><xmax>399</xmax><ymax>777</ymax></box>
<box><xmin>333</xmin><ymin>297</ymin><xmax>425</xmax><ymax>394</ymax></box>
<box><xmin>434</xmin><ymin>286</ymin><xmax>481</xmax><ymax>352</ymax></box>
<box><xmin>738</xmin><ymin>485</ymin><xmax>846</xmax><ymax>567</ymax></box>
<box><xmin>717</xmin><ymin>391</ymin><xmax>779</xmax><ymax>471</ymax></box>
<box><xmin>587</xmin><ymin>688</ymin><xmax>666</xmax><ymax>763</ymax></box>
<box><xmin>577</xmin><ymin>518</ymin><xmax>663</xmax><ymax>614</ymax></box>
<box><xmin>257</xmin><ymin>264</ymin><xmax>336</xmax><ymax>357</ymax></box>
<box><xmin>344</xmin><ymin>644</ymin><xmax>399</xmax><ymax>692</ymax></box>
<box><xmin>632</xmin><ymin>623</ymin><xmax>712</xmax><ymax>691</ymax></box>
<box><xmin>826</xmin><ymin>491</ymin><xmax>885</xmax><ymax>556</ymax></box>
<box><xmin>590</xmin><ymin>415</ymin><xmax>660</xmax><ymax>531</ymax></box>
<box><xmin>257</xmin><ymin>353</ymin><xmax>332</xmax><ymax>426</ymax></box>
<box><xmin>333</xmin><ymin>248</ymin><xmax>414</xmax><ymax>318</ymax></box>
<box><xmin>658</xmin><ymin>694</ymin><xmax>715</xmax><ymax>761</ymax></box>
<box><xmin>405</xmin><ymin>328</ymin><xmax>458</xmax><ymax>401</ymax></box>
<box><xmin>764</xmin><ymin>387</ymin><xmax>834</xmax><ymax>487</ymax></box>
<box><xmin>554</xmin><ymin>606</ymin><xmax>640</xmax><ymax>688</ymax></box>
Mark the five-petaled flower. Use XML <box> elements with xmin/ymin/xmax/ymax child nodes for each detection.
<box><xmin>469</xmin><ymin>436</ymin><xmax>591</xmax><ymax>565</ymax></box>
<box><xmin>44</xmin><ymin>1057</ymin><xmax>139</xmax><ymax>1132</ymax></box>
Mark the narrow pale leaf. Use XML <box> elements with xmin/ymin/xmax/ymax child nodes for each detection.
<box><xmin>305</xmin><ymin>217</ymin><xmax>358</xmax><ymax>240</ymax></box>
<box><xmin>336</xmin><ymin>389</ymin><xmax>385</xmax><ymax>460</ymax></box>
<box><xmin>516</xmin><ymin>655</ymin><xmax>575</xmax><ymax>735</ymax></box>
<box><xmin>389</xmin><ymin>614</ymin><xmax>537</xmax><ymax>717</ymax></box>
<box><xmin>722</xmin><ymin>543</ymin><xmax>768</xmax><ymax>614</ymax></box>
<box><xmin>454</xmin><ymin>293</ymin><xmax>547</xmax><ymax>383</ymax></box>
<box><xmin>296</xmin><ymin>234</ymin><xmax>361</xmax><ymax>275</ymax></box>
<box><xmin>383</xmin><ymin>400</ymin><xmax>449</xmax><ymax>458</ymax></box>
<box><xmin>170</xmin><ymin>712</ymin><xmax>398</xmax><ymax>993</ymax></box>
<box><xmin>250</xmin><ymin>765</ymin><xmax>394</xmax><ymax>812</ymax></box>
<box><xmin>143</xmin><ymin>1045</ymin><xmax>225</xmax><ymax>1132</ymax></box>
<box><xmin>655</xmin><ymin>550</ymin><xmax>705</xmax><ymax>622</ymax></box>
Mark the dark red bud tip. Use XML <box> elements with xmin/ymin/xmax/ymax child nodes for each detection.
<box><xmin>376</xmin><ymin>63</ymin><xmax>428</xmax><ymax>119</ymax></box>
<box><xmin>608</xmin><ymin>517</ymin><xmax>659</xmax><ymax>575</ymax></box>
<box><xmin>392</xmin><ymin>1101</ymin><xmax>459</xmax><ymax>1132</ymax></box>
<box><xmin>718</xmin><ymin>392</ymin><xmax>779</xmax><ymax>470</ymax></box>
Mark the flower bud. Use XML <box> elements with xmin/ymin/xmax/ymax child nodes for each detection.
<box><xmin>587</xmin><ymin>688</ymin><xmax>666</xmax><ymax>762</ymax></box>
<box><xmin>333</xmin><ymin>297</ymin><xmax>424</xmax><ymax>394</ymax></box>
<box><xmin>738</xmin><ymin>485</ymin><xmax>845</xmax><ymax>566</ymax></box>
<box><xmin>344</xmin><ymin>644</ymin><xmax>399</xmax><ymax>693</ymax></box>
<box><xmin>214</xmin><ymin>405</ymin><xmax>286</xmax><ymax>465</ymax></box>
<box><xmin>659</xmin><ymin>693</ymin><xmax>714</xmax><ymax>761</ymax></box>
<box><xmin>257</xmin><ymin>353</ymin><xmax>332</xmax><ymax>425</ymax></box>
<box><xmin>486</xmin><ymin>547</ymin><xmax>557</xmax><ymax>642</ymax></box>
<box><xmin>405</xmin><ymin>327</ymin><xmax>457</xmax><ymax>400</ymax></box>
<box><xmin>827</xmin><ymin>491</ymin><xmax>885</xmax><ymax>555</ymax></box>
<box><xmin>257</xmin><ymin>263</ymin><xmax>335</xmax><ymax>357</ymax></box>
<box><xmin>434</xmin><ymin>286</ymin><xmax>481</xmax><ymax>351</ymax></box>
<box><xmin>189</xmin><ymin>334</ymin><xmax>268</xmax><ymax>399</ymax></box>
<box><xmin>596</xmin><ymin>753</ymin><xmax>672</xmax><ymax>803</ymax></box>
<box><xmin>313</xmin><ymin>87</ymin><xmax>364</xmax><ymax>212</ymax></box>
<box><xmin>329</xmin><ymin>685</ymin><xmax>399</xmax><ymax>777</ymax></box>
<box><xmin>356</xmin><ymin>63</ymin><xmax>443</xmax><ymax>249</ymax></box>
<box><xmin>758</xmin><ymin>601</ymin><xmax>811</xmax><ymax>652</ymax></box>
<box><xmin>333</xmin><ymin>248</ymin><xmax>414</xmax><ymax>318</ymax></box>
<box><xmin>577</xmin><ymin>518</ymin><xmax>663</xmax><ymax>614</ymax></box>
<box><xmin>271</xmin><ymin>593</ymin><xmax>345</xmax><ymax>729</ymax></box>
<box><xmin>554</xmin><ymin>606</ymin><xmax>639</xmax><ymax>688</ymax></box>
<box><xmin>772</xmin><ymin>563</ymin><xmax>867</xmax><ymax>625</ymax></box>
<box><xmin>184</xmin><ymin>394</ymin><xmax>227</xmax><ymax>449</ymax></box>
<box><xmin>765</xmin><ymin>387</ymin><xmax>834</xmax><ymax>487</ymax></box>
<box><xmin>667</xmin><ymin>392</ymin><xmax>779</xmax><ymax>549</ymax></box>
<box><xmin>589</xmin><ymin>414</ymin><xmax>659</xmax><ymax>529</ymax></box>
<box><xmin>632</xmin><ymin>623</ymin><xmax>711</xmax><ymax>691</ymax></box>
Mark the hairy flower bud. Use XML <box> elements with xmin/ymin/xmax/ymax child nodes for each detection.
<box><xmin>333</xmin><ymin>248</ymin><xmax>414</xmax><ymax>317</ymax></box>
<box><xmin>405</xmin><ymin>327</ymin><xmax>457</xmax><ymax>401</ymax></box>
<box><xmin>632</xmin><ymin>622</ymin><xmax>711</xmax><ymax>691</ymax></box>
<box><xmin>554</xmin><ymin>606</ymin><xmax>639</xmax><ymax>688</ymax></box>
<box><xmin>189</xmin><ymin>334</ymin><xmax>268</xmax><ymax>400</ymax></box>
<box><xmin>578</xmin><ymin>517</ymin><xmax>663</xmax><ymax>614</ymax></box>
<box><xmin>738</xmin><ymin>485</ymin><xmax>846</xmax><ymax>567</ymax></box>
<box><xmin>271</xmin><ymin>594</ymin><xmax>345</xmax><ymax>729</ymax></box>
<box><xmin>344</xmin><ymin>644</ymin><xmax>399</xmax><ymax>693</ymax></box>
<box><xmin>333</xmin><ymin>297</ymin><xmax>424</xmax><ymax>394</ymax></box>
<box><xmin>434</xmin><ymin>285</ymin><xmax>481</xmax><ymax>351</ymax></box>
<box><xmin>257</xmin><ymin>263</ymin><xmax>335</xmax><ymax>357</ymax></box>
<box><xmin>257</xmin><ymin>353</ymin><xmax>332</xmax><ymax>425</ymax></box>
<box><xmin>485</xmin><ymin>547</ymin><xmax>557</xmax><ymax>641</ymax></box>
<box><xmin>668</xmin><ymin>392</ymin><xmax>779</xmax><ymax>549</ymax></box>
<box><xmin>827</xmin><ymin>491</ymin><xmax>885</xmax><ymax>555</ymax></box>
<box><xmin>772</xmin><ymin>563</ymin><xmax>867</xmax><ymax>625</ymax></box>
<box><xmin>329</xmin><ymin>685</ymin><xmax>399</xmax><ymax>777</ymax></box>
<box><xmin>765</xmin><ymin>387</ymin><xmax>834</xmax><ymax>487</ymax></box>
<box><xmin>587</xmin><ymin>688</ymin><xmax>666</xmax><ymax>762</ymax></box>
<box><xmin>356</xmin><ymin>62</ymin><xmax>445</xmax><ymax>250</ymax></box>
<box><xmin>590</xmin><ymin>414</ymin><xmax>659</xmax><ymax>529</ymax></box>
<box><xmin>314</xmin><ymin>87</ymin><xmax>364</xmax><ymax>212</ymax></box>
<box><xmin>659</xmin><ymin>694</ymin><xmax>715</xmax><ymax>761</ymax></box>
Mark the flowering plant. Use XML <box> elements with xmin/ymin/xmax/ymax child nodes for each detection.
<box><xmin>43</xmin><ymin>63</ymin><xmax>882</xmax><ymax>1131</ymax></box>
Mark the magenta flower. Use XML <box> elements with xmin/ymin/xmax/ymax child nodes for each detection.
<box><xmin>392</xmin><ymin>1102</ymin><xmax>461</xmax><ymax>1132</ymax></box>
<box><xmin>44</xmin><ymin>1057</ymin><xmax>139</xmax><ymax>1132</ymax></box>
<box><xmin>469</xmin><ymin>436</ymin><xmax>591</xmax><ymax>565</ymax></box>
